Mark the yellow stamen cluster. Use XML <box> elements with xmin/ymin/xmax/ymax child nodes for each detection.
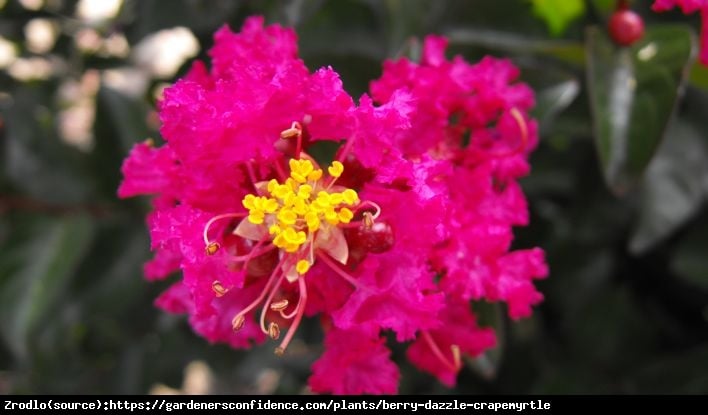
<box><xmin>242</xmin><ymin>158</ymin><xmax>359</xmax><ymax>255</ymax></box>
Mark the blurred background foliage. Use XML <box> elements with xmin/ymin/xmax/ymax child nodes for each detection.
<box><xmin>1</xmin><ymin>0</ymin><xmax>708</xmax><ymax>394</ymax></box>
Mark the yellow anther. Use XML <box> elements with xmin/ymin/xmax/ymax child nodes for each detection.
<box><xmin>242</xmin><ymin>194</ymin><xmax>257</xmax><ymax>210</ymax></box>
<box><xmin>248</xmin><ymin>211</ymin><xmax>265</xmax><ymax>225</ymax></box>
<box><xmin>299</xmin><ymin>160</ymin><xmax>314</xmax><ymax>176</ymax></box>
<box><xmin>288</xmin><ymin>158</ymin><xmax>300</xmax><ymax>173</ymax></box>
<box><xmin>338</xmin><ymin>207</ymin><xmax>354</xmax><ymax>223</ymax></box>
<box><xmin>267</xmin><ymin>179</ymin><xmax>279</xmax><ymax>193</ymax></box>
<box><xmin>305</xmin><ymin>211</ymin><xmax>320</xmax><ymax>232</ymax></box>
<box><xmin>277</xmin><ymin>209</ymin><xmax>297</xmax><ymax>226</ymax></box>
<box><xmin>342</xmin><ymin>189</ymin><xmax>359</xmax><ymax>205</ymax></box>
<box><xmin>297</xmin><ymin>184</ymin><xmax>313</xmax><ymax>199</ymax></box>
<box><xmin>324</xmin><ymin>209</ymin><xmax>339</xmax><ymax>225</ymax></box>
<box><xmin>282</xmin><ymin>227</ymin><xmax>306</xmax><ymax>245</ymax></box>
<box><xmin>328</xmin><ymin>160</ymin><xmax>344</xmax><ymax>178</ymax></box>
<box><xmin>316</xmin><ymin>191</ymin><xmax>331</xmax><ymax>204</ymax></box>
<box><xmin>263</xmin><ymin>198</ymin><xmax>279</xmax><ymax>213</ymax></box>
<box><xmin>308</xmin><ymin>169</ymin><xmax>323</xmax><ymax>181</ymax></box>
<box><xmin>283</xmin><ymin>192</ymin><xmax>297</xmax><ymax>208</ymax></box>
<box><xmin>293</xmin><ymin>198</ymin><xmax>308</xmax><ymax>216</ymax></box>
<box><xmin>271</xmin><ymin>184</ymin><xmax>289</xmax><ymax>199</ymax></box>
<box><xmin>296</xmin><ymin>259</ymin><xmax>311</xmax><ymax>275</ymax></box>
<box><xmin>330</xmin><ymin>193</ymin><xmax>344</xmax><ymax>205</ymax></box>
<box><xmin>291</xmin><ymin>172</ymin><xmax>307</xmax><ymax>183</ymax></box>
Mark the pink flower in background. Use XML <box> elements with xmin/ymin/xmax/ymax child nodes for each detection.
<box><xmin>119</xmin><ymin>16</ymin><xmax>546</xmax><ymax>394</ymax></box>
<box><xmin>652</xmin><ymin>0</ymin><xmax>708</xmax><ymax>64</ymax></box>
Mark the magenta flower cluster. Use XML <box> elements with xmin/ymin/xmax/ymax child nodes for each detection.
<box><xmin>119</xmin><ymin>17</ymin><xmax>547</xmax><ymax>394</ymax></box>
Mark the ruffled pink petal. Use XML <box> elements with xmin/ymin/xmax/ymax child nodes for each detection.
<box><xmin>407</xmin><ymin>298</ymin><xmax>496</xmax><ymax>386</ymax></box>
<box><xmin>309</xmin><ymin>325</ymin><xmax>399</xmax><ymax>394</ymax></box>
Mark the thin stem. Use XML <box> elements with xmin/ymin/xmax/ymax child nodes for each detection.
<box><xmin>336</xmin><ymin>134</ymin><xmax>357</xmax><ymax>164</ymax></box>
<box><xmin>421</xmin><ymin>330</ymin><xmax>461</xmax><ymax>374</ymax></box>
<box><xmin>239</xmin><ymin>235</ymin><xmax>269</xmax><ymax>270</ymax></box>
<box><xmin>317</xmin><ymin>252</ymin><xmax>361</xmax><ymax>289</ymax></box>
<box><xmin>232</xmin><ymin>255</ymin><xmax>286</xmax><ymax>324</ymax></box>
<box><xmin>275</xmin><ymin>276</ymin><xmax>308</xmax><ymax>355</ymax></box>
<box><xmin>228</xmin><ymin>243</ymin><xmax>277</xmax><ymax>263</ymax></box>
<box><xmin>274</xmin><ymin>159</ymin><xmax>287</xmax><ymax>181</ymax></box>
<box><xmin>260</xmin><ymin>271</ymin><xmax>286</xmax><ymax>334</ymax></box>
<box><xmin>352</xmin><ymin>201</ymin><xmax>381</xmax><ymax>220</ymax></box>
<box><xmin>203</xmin><ymin>212</ymin><xmax>248</xmax><ymax>245</ymax></box>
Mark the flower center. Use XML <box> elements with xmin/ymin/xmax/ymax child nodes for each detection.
<box><xmin>240</xmin><ymin>157</ymin><xmax>359</xmax><ymax>277</ymax></box>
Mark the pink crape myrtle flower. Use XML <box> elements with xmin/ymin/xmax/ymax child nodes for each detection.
<box><xmin>119</xmin><ymin>16</ymin><xmax>547</xmax><ymax>394</ymax></box>
<box><xmin>652</xmin><ymin>0</ymin><xmax>708</xmax><ymax>64</ymax></box>
<box><xmin>370</xmin><ymin>35</ymin><xmax>548</xmax><ymax>385</ymax></box>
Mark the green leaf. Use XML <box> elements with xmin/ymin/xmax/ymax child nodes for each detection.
<box><xmin>629</xmin><ymin>120</ymin><xmax>708</xmax><ymax>254</ymax></box>
<box><xmin>521</xmin><ymin>61</ymin><xmax>580</xmax><ymax>132</ymax></box>
<box><xmin>0</xmin><ymin>214</ymin><xmax>94</xmax><ymax>361</ymax></box>
<box><xmin>91</xmin><ymin>86</ymin><xmax>151</xmax><ymax>198</ymax></box>
<box><xmin>586</xmin><ymin>25</ymin><xmax>696</xmax><ymax>196</ymax></box>
<box><xmin>446</xmin><ymin>28</ymin><xmax>586</xmax><ymax>65</ymax></box>
<box><xmin>531</xmin><ymin>0</ymin><xmax>585</xmax><ymax>37</ymax></box>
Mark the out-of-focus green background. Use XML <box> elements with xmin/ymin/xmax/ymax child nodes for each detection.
<box><xmin>1</xmin><ymin>0</ymin><xmax>708</xmax><ymax>394</ymax></box>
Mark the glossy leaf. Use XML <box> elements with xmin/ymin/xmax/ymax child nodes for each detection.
<box><xmin>586</xmin><ymin>25</ymin><xmax>696</xmax><ymax>195</ymax></box>
<box><xmin>521</xmin><ymin>61</ymin><xmax>581</xmax><ymax>132</ymax></box>
<box><xmin>629</xmin><ymin>120</ymin><xmax>708</xmax><ymax>254</ymax></box>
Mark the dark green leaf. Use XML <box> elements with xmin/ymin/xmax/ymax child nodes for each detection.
<box><xmin>447</xmin><ymin>28</ymin><xmax>585</xmax><ymax>65</ymax></box>
<box><xmin>0</xmin><ymin>214</ymin><xmax>94</xmax><ymax>361</ymax></box>
<box><xmin>629</xmin><ymin>120</ymin><xmax>708</xmax><ymax>254</ymax></box>
<box><xmin>521</xmin><ymin>61</ymin><xmax>580</xmax><ymax>132</ymax></box>
<box><xmin>586</xmin><ymin>25</ymin><xmax>696</xmax><ymax>195</ymax></box>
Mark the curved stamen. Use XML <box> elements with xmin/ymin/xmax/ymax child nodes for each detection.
<box><xmin>352</xmin><ymin>201</ymin><xmax>381</xmax><ymax>221</ymax></box>
<box><xmin>421</xmin><ymin>330</ymin><xmax>462</xmax><ymax>374</ymax></box>
<box><xmin>231</xmin><ymin>255</ymin><xmax>287</xmax><ymax>331</ymax></box>
<box><xmin>274</xmin><ymin>275</ymin><xmax>308</xmax><ymax>356</ymax></box>
<box><xmin>203</xmin><ymin>212</ymin><xmax>248</xmax><ymax>247</ymax></box>
<box><xmin>317</xmin><ymin>252</ymin><xmax>361</xmax><ymax>289</ymax></box>
<box><xmin>239</xmin><ymin>235</ymin><xmax>269</xmax><ymax>271</ymax></box>
<box><xmin>279</xmin><ymin>286</ymin><xmax>305</xmax><ymax>319</ymax></box>
<box><xmin>260</xmin><ymin>271</ymin><xmax>286</xmax><ymax>334</ymax></box>
<box><xmin>335</xmin><ymin>133</ymin><xmax>357</xmax><ymax>165</ymax></box>
<box><xmin>226</xmin><ymin>243</ymin><xmax>277</xmax><ymax>264</ymax></box>
<box><xmin>280</xmin><ymin>121</ymin><xmax>304</xmax><ymax>160</ymax></box>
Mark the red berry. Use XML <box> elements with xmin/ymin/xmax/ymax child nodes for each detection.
<box><xmin>608</xmin><ymin>9</ymin><xmax>645</xmax><ymax>46</ymax></box>
<box><xmin>347</xmin><ymin>221</ymin><xmax>395</xmax><ymax>254</ymax></box>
